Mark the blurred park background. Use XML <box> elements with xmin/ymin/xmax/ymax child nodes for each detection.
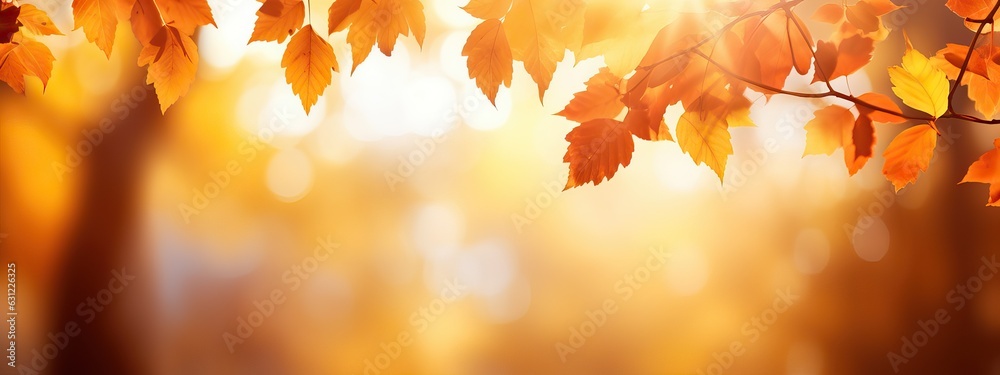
<box><xmin>1</xmin><ymin>0</ymin><xmax>999</xmax><ymax>374</ymax></box>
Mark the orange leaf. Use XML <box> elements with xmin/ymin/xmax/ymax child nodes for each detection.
<box><xmin>463</xmin><ymin>19</ymin><xmax>513</xmax><ymax>106</ymax></box>
<box><xmin>857</xmin><ymin>92</ymin><xmax>906</xmax><ymax>123</ymax></box>
<box><xmin>73</xmin><ymin>0</ymin><xmax>118</xmax><ymax>57</ymax></box>
<box><xmin>946</xmin><ymin>0</ymin><xmax>999</xmax><ymax>31</ymax></box>
<box><xmin>250</xmin><ymin>0</ymin><xmax>305</xmax><ymax>43</ymax></box>
<box><xmin>812</xmin><ymin>35</ymin><xmax>874</xmax><ymax>83</ymax></box>
<box><xmin>812</xmin><ymin>3</ymin><xmax>844</xmax><ymax>24</ymax></box>
<box><xmin>462</xmin><ymin>0</ymin><xmax>512</xmax><ymax>20</ymax></box>
<box><xmin>845</xmin><ymin>1</ymin><xmax>880</xmax><ymax>34</ymax></box>
<box><xmin>0</xmin><ymin>33</ymin><xmax>55</xmax><ymax>93</ymax></box>
<box><xmin>556</xmin><ymin>68</ymin><xmax>623</xmax><ymax>123</ymax></box>
<box><xmin>281</xmin><ymin>24</ymin><xmax>338</xmax><ymax>114</ymax></box>
<box><xmin>137</xmin><ymin>25</ymin><xmax>199</xmax><ymax>113</ymax></box>
<box><xmin>153</xmin><ymin>0</ymin><xmax>216</xmax><ymax>35</ymax></box>
<box><xmin>882</xmin><ymin>124</ymin><xmax>937</xmax><ymax>192</ymax></box>
<box><xmin>130</xmin><ymin>0</ymin><xmax>163</xmax><ymax>46</ymax></box>
<box><xmin>18</xmin><ymin>4</ymin><xmax>62</xmax><ymax>36</ymax></box>
<box><xmin>960</xmin><ymin>138</ymin><xmax>1000</xmax><ymax>206</ymax></box>
<box><xmin>327</xmin><ymin>0</ymin><xmax>361</xmax><ymax>34</ymax></box>
<box><xmin>803</xmin><ymin>105</ymin><xmax>854</xmax><ymax>156</ymax></box>
<box><xmin>563</xmin><ymin>119</ymin><xmax>634</xmax><ymax>189</ymax></box>
<box><xmin>504</xmin><ymin>0</ymin><xmax>565</xmax><ymax>101</ymax></box>
<box><xmin>844</xmin><ymin>113</ymin><xmax>876</xmax><ymax>175</ymax></box>
<box><xmin>342</xmin><ymin>0</ymin><xmax>425</xmax><ymax>72</ymax></box>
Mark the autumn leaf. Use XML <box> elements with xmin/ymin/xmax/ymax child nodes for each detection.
<box><xmin>812</xmin><ymin>35</ymin><xmax>875</xmax><ymax>83</ymax></box>
<box><xmin>0</xmin><ymin>3</ymin><xmax>19</xmax><ymax>43</ymax></box>
<box><xmin>556</xmin><ymin>68</ymin><xmax>623</xmax><ymax>123</ymax></box>
<box><xmin>462</xmin><ymin>0</ymin><xmax>512</xmax><ymax>20</ymax></box>
<box><xmin>0</xmin><ymin>33</ymin><xmax>55</xmax><ymax>93</ymax></box>
<box><xmin>934</xmin><ymin>42</ymin><xmax>1000</xmax><ymax>119</ymax></box>
<box><xmin>946</xmin><ymin>0</ymin><xmax>999</xmax><ymax>31</ymax></box>
<box><xmin>888</xmin><ymin>34</ymin><xmax>950</xmax><ymax>118</ymax></box>
<box><xmin>960</xmin><ymin>138</ymin><xmax>1000</xmax><ymax>206</ymax></box>
<box><xmin>503</xmin><ymin>0</ymin><xmax>566</xmax><ymax>101</ymax></box>
<box><xmin>73</xmin><ymin>0</ymin><xmax>118</xmax><ymax>57</ymax></box>
<box><xmin>857</xmin><ymin>92</ymin><xmax>906</xmax><ymax>123</ymax></box>
<box><xmin>676</xmin><ymin>109</ymin><xmax>732</xmax><ymax>181</ymax></box>
<box><xmin>18</xmin><ymin>4</ymin><xmax>62</xmax><ymax>36</ymax></box>
<box><xmin>844</xmin><ymin>113</ymin><xmax>876</xmax><ymax>175</ymax></box>
<box><xmin>154</xmin><ymin>0</ymin><xmax>216</xmax><ymax>35</ymax></box>
<box><xmin>882</xmin><ymin>124</ymin><xmax>937</xmax><ymax>192</ymax></box>
<box><xmin>250</xmin><ymin>0</ymin><xmax>305</xmax><ymax>43</ymax></box>
<box><xmin>138</xmin><ymin>25</ymin><xmax>199</xmax><ymax>113</ymax></box>
<box><xmin>803</xmin><ymin>105</ymin><xmax>855</xmax><ymax>156</ymax></box>
<box><xmin>340</xmin><ymin>0</ymin><xmax>425</xmax><ymax>72</ymax></box>
<box><xmin>463</xmin><ymin>19</ymin><xmax>513</xmax><ymax>106</ymax></box>
<box><xmin>563</xmin><ymin>118</ymin><xmax>634</xmax><ymax>189</ymax></box>
<box><xmin>327</xmin><ymin>0</ymin><xmax>362</xmax><ymax>34</ymax></box>
<box><xmin>129</xmin><ymin>0</ymin><xmax>163</xmax><ymax>46</ymax></box>
<box><xmin>572</xmin><ymin>0</ymin><xmax>673</xmax><ymax>77</ymax></box>
<box><xmin>282</xmin><ymin>24</ymin><xmax>338</xmax><ymax>114</ymax></box>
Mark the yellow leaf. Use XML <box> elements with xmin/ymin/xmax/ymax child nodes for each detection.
<box><xmin>462</xmin><ymin>19</ymin><xmax>512</xmax><ymax>106</ymax></box>
<box><xmin>676</xmin><ymin>110</ymin><xmax>733</xmax><ymax>181</ymax></box>
<box><xmin>18</xmin><ymin>4</ymin><xmax>63</xmax><ymax>36</ymax></box>
<box><xmin>882</xmin><ymin>124</ymin><xmax>937</xmax><ymax>192</ymax></box>
<box><xmin>153</xmin><ymin>0</ymin><xmax>216</xmax><ymax>35</ymax></box>
<box><xmin>0</xmin><ymin>33</ymin><xmax>55</xmax><ymax>94</ymax></box>
<box><xmin>281</xmin><ymin>24</ymin><xmax>338</xmax><ymax>114</ymax></box>
<box><xmin>803</xmin><ymin>105</ymin><xmax>854</xmax><ymax>156</ymax></box>
<box><xmin>888</xmin><ymin>34</ymin><xmax>949</xmax><ymax>118</ymax></box>
<box><xmin>250</xmin><ymin>0</ymin><xmax>305</xmax><ymax>43</ymax></box>
<box><xmin>138</xmin><ymin>25</ymin><xmax>199</xmax><ymax>113</ymax></box>
<box><xmin>72</xmin><ymin>0</ymin><xmax>118</xmax><ymax>57</ymax></box>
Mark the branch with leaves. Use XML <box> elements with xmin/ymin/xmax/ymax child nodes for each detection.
<box><xmin>1</xmin><ymin>0</ymin><xmax>998</xmax><ymax>205</ymax></box>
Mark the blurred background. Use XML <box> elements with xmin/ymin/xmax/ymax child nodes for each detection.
<box><xmin>1</xmin><ymin>0</ymin><xmax>999</xmax><ymax>374</ymax></box>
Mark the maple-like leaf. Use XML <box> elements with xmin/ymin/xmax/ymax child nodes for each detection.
<box><xmin>18</xmin><ymin>4</ymin><xmax>62</xmax><ymax>36</ymax></box>
<box><xmin>138</xmin><ymin>25</ymin><xmax>199</xmax><ymax>113</ymax></box>
<box><xmin>676</xmin><ymin>110</ymin><xmax>732</xmax><ymax>181</ymax></box>
<box><xmin>888</xmin><ymin>34</ymin><xmax>950</xmax><ymax>118</ymax></box>
<box><xmin>882</xmin><ymin>124</ymin><xmax>937</xmax><ymax>192</ymax></box>
<box><xmin>462</xmin><ymin>0</ymin><xmax>512</xmax><ymax>20</ymax></box>
<box><xmin>154</xmin><ymin>0</ymin><xmax>216</xmax><ymax>35</ymax></box>
<box><xmin>340</xmin><ymin>0</ymin><xmax>425</xmax><ymax>72</ymax></box>
<box><xmin>556</xmin><ymin>68</ymin><xmax>623</xmax><ymax>123</ymax></box>
<box><xmin>803</xmin><ymin>105</ymin><xmax>855</xmax><ymax>156</ymax></box>
<box><xmin>563</xmin><ymin>118</ymin><xmax>634</xmax><ymax>189</ymax></box>
<box><xmin>463</xmin><ymin>18</ymin><xmax>513</xmax><ymax>106</ymax></box>
<box><xmin>73</xmin><ymin>0</ymin><xmax>118</xmax><ymax>57</ymax></box>
<box><xmin>503</xmin><ymin>0</ymin><xmax>565</xmax><ymax>101</ymax></box>
<box><xmin>960</xmin><ymin>138</ymin><xmax>1000</xmax><ymax>206</ymax></box>
<box><xmin>0</xmin><ymin>33</ymin><xmax>55</xmax><ymax>93</ymax></box>
<box><xmin>282</xmin><ymin>24</ymin><xmax>338</xmax><ymax>114</ymax></box>
<box><xmin>250</xmin><ymin>0</ymin><xmax>305</xmax><ymax>43</ymax></box>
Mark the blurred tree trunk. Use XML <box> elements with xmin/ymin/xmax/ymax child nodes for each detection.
<box><xmin>50</xmin><ymin>68</ymin><xmax>163</xmax><ymax>374</ymax></box>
